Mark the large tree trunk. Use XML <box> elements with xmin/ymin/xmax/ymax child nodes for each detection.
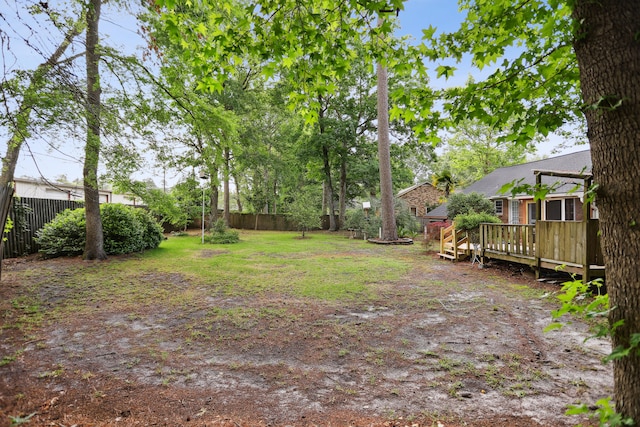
<box><xmin>318</xmin><ymin>96</ymin><xmax>337</xmax><ymax>231</ymax></box>
<box><xmin>321</xmin><ymin>143</ymin><xmax>337</xmax><ymax>231</ymax></box>
<box><xmin>208</xmin><ymin>171</ymin><xmax>219</xmax><ymax>228</ymax></box>
<box><xmin>233</xmin><ymin>173</ymin><xmax>243</xmax><ymax>213</ymax></box>
<box><xmin>223</xmin><ymin>147</ymin><xmax>230</xmax><ymax>225</ymax></box>
<box><xmin>573</xmin><ymin>1</ymin><xmax>640</xmax><ymax>420</ymax></box>
<box><xmin>376</xmin><ymin>16</ymin><xmax>397</xmax><ymax>241</ymax></box>
<box><xmin>83</xmin><ymin>0</ymin><xmax>106</xmax><ymax>260</ymax></box>
<box><xmin>322</xmin><ymin>181</ymin><xmax>329</xmax><ymax>215</ymax></box>
<box><xmin>339</xmin><ymin>154</ymin><xmax>347</xmax><ymax>228</ymax></box>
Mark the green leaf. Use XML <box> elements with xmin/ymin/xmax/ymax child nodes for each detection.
<box><xmin>436</xmin><ymin>65</ymin><xmax>456</xmax><ymax>79</ymax></box>
<box><xmin>421</xmin><ymin>25</ymin><xmax>437</xmax><ymax>40</ymax></box>
<box><xmin>604</xmin><ymin>345</ymin><xmax>632</xmax><ymax>363</ymax></box>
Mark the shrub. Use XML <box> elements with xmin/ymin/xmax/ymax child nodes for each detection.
<box><xmin>394</xmin><ymin>199</ymin><xmax>420</xmax><ymax>236</ymax></box>
<box><xmin>36</xmin><ymin>204</ymin><xmax>164</xmax><ymax>258</ymax></box>
<box><xmin>454</xmin><ymin>212</ymin><xmax>502</xmax><ymax>242</ymax></box>
<box><xmin>425</xmin><ymin>220</ymin><xmax>452</xmax><ymax>240</ymax></box>
<box><xmin>204</xmin><ymin>218</ymin><xmax>240</xmax><ymax>244</ymax></box>
<box><xmin>344</xmin><ymin>209</ymin><xmax>381</xmax><ymax>239</ymax></box>
<box><xmin>447</xmin><ymin>192</ymin><xmax>495</xmax><ymax>219</ymax></box>
<box><xmin>36</xmin><ymin>208</ymin><xmax>86</xmax><ymax>257</ymax></box>
<box><xmin>133</xmin><ymin>208</ymin><xmax>165</xmax><ymax>250</ymax></box>
<box><xmin>101</xmin><ymin>203</ymin><xmax>145</xmax><ymax>254</ymax></box>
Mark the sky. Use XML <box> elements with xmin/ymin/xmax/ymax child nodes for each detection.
<box><xmin>1</xmin><ymin>0</ymin><xmax>585</xmax><ymax>186</ymax></box>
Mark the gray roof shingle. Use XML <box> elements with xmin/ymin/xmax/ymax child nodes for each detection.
<box><xmin>425</xmin><ymin>149</ymin><xmax>592</xmax><ymax>218</ymax></box>
<box><xmin>461</xmin><ymin>149</ymin><xmax>592</xmax><ymax>198</ymax></box>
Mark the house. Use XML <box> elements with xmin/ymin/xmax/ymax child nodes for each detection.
<box><xmin>397</xmin><ymin>181</ymin><xmax>444</xmax><ymax>218</ymax></box>
<box><xmin>433</xmin><ymin>150</ymin><xmax>604</xmax><ymax>280</ymax></box>
<box><xmin>13</xmin><ymin>177</ymin><xmax>140</xmax><ymax>205</ymax></box>
<box><xmin>427</xmin><ymin>150</ymin><xmax>594</xmax><ymax>223</ymax></box>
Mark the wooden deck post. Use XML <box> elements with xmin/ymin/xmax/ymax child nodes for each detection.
<box><xmin>583</xmin><ymin>176</ymin><xmax>593</xmax><ymax>282</ymax></box>
<box><xmin>534</xmin><ymin>172</ymin><xmax>542</xmax><ymax>279</ymax></box>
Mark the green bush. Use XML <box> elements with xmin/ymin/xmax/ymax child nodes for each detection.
<box><xmin>36</xmin><ymin>204</ymin><xmax>164</xmax><ymax>258</ymax></box>
<box><xmin>204</xmin><ymin>219</ymin><xmax>240</xmax><ymax>244</ymax></box>
<box><xmin>447</xmin><ymin>192</ymin><xmax>495</xmax><ymax>219</ymax></box>
<box><xmin>454</xmin><ymin>211</ymin><xmax>502</xmax><ymax>242</ymax></box>
<box><xmin>394</xmin><ymin>200</ymin><xmax>420</xmax><ymax>235</ymax></box>
<box><xmin>101</xmin><ymin>203</ymin><xmax>145</xmax><ymax>254</ymax></box>
<box><xmin>133</xmin><ymin>208</ymin><xmax>165</xmax><ymax>250</ymax></box>
<box><xmin>344</xmin><ymin>209</ymin><xmax>381</xmax><ymax>238</ymax></box>
<box><xmin>36</xmin><ymin>208</ymin><xmax>87</xmax><ymax>257</ymax></box>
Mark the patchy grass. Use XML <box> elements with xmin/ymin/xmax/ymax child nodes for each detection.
<box><xmin>1</xmin><ymin>231</ymin><xmax>415</xmax><ymax>333</ymax></box>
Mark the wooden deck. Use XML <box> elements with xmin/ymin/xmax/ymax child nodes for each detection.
<box><xmin>439</xmin><ymin>170</ymin><xmax>605</xmax><ymax>282</ymax></box>
<box><xmin>479</xmin><ymin>220</ymin><xmax>605</xmax><ymax>281</ymax></box>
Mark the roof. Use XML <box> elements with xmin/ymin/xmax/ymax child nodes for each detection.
<box><xmin>397</xmin><ymin>181</ymin><xmax>434</xmax><ymax>197</ymax></box>
<box><xmin>461</xmin><ymin>149</ymin><xmax>592</xmax><ymax>198</ymax></box>
<box><xmin>425</xmin><ymin>203</ymin><xmax>448</xmax><ymax>219</ymax></box>
<box><xmin>424</xmin><ymin>149</ymin><xmax>592</xmax><ymax>219</ymax></box>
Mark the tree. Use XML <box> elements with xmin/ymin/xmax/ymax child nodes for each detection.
<box><xmin>435</xmin><ymin>119</ymin><xmax>536</xmax><ymax>188</ymax></box>
<box><xmin>432</xmin><ymin>169</ymin><xmax>456</xmax><ymax>199</ymax></box>
<box><xmin>287</xmin><ymin>188</ymin><xmax>322</xmax><ymax>238</ymax></box>
<box><xmin>0</xmin><ymin>12</ymin><xmax>85</xmax><ymax>187</ymax></box>
<box><xmin>376</xmin><ymin>14</ymin><xmax>397</xmax><ymax>241</ymax></box>
<box><xmin>426</xmin><ymin>0</ymin><xmax>640</xmax><ymax>419</ymax></box>
<box><xmin>82</xmin><ymin>0</ymin><xmax>107</xmax><ymax>260</ymax></box>
<box><xmin>153</xmin><ymin>0</ymin><xmax>424</xmax><ymax>240</ymax></box>
<box><xmin>2</xmin><ymin>2</ymin><xmax>162</xmax><ymax>261</ymax></box>
<box><xmin>573</xmin><ymin>3</ymin><xmax>640</xmax><ymax>419</ymax></box>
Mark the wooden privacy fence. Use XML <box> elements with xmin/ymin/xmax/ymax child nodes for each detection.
<box><xmin>228</xmin><ymin>212</ymin><xmax>298</xmax><ymax>231</ymax></box>
<box><xmin>3</xmin><ymin>197</ymin><xmax>83</xmax><ymax>259</ymax></box>
<box><xmin>228</xmin><ymin>213</ymin><xmax>335</xmax><ymax>231</ymax></box>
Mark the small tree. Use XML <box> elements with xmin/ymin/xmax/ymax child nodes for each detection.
<box><xmin>447</xmin><ymin>192</ymin><xmax>495</xmax><ymax>219</ymax></box>
<box><xmin>288</xmin><ymin>191</ymin><xmax>321</xmax><ymax>238</ymax></box>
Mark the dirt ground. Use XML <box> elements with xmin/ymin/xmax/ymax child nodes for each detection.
<box><xmin>0</xmin><ymin>241</ymin><xmax>613</xmax><ymax>427</ymax></box>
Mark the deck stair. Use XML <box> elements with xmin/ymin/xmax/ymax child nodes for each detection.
<box><xmin>438</xmin><ymin>223</ymin><xmax>471</xmax><ymax>261</ymax></box>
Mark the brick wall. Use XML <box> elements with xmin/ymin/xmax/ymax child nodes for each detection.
<box><xmin>398</xmin><ymin>184</ymin><xmax>444</xmax><ymax>217</ymax></box>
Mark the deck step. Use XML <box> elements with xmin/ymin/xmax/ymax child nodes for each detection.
<box><xmin>438</xmin><ymin>252</ymin><xmax>456</xmax><ymax>260</ymax></box>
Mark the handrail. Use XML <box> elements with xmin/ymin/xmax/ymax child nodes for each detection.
<box><xmin>440</xmin><ymin>222</ymin><xmax>470</xmax><ymax>260</ymax></box>
<box><xmin>480</xmin><ymin>223</ymin><xmax>535</xmax><ymax>257</ymax></box>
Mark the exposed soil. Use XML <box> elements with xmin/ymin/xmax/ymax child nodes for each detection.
<box><xmin>0</xmin><ymin>240</ymin><xmax>612</xmax><ymax>427</ymax></box>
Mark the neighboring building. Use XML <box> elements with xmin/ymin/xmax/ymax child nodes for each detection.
<box><xmin>426</xmin><ymin>150</ymin><xmax>594</xmax><ymax>223</ymax></box>
<box><xmin>13</xmin><ymin>177</ymin><xmax>140</xmax><ymax>205</ymax></box>
<box><xmin>397</xmin><ymin>181</ymin><xmax>444</xmax><ymax>218</ymax></box>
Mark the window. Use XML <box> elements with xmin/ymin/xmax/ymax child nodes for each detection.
<box><xmin>510</xmin><ymin>200</ymin><xmax>520</xmax><ymax>224</ymax></box>
<box><xmin>545</xmin><ymin>200</ymin><xmax>562</xmax><ymax>220</ymax></box>
<box><xmin>545</xmin><ymin>198</ymin><xmax>577</xmax><ymax>221</ymax></box>
<box><xmin>410</xmin><ymin>207</ymin><xmax>417</xmax><ymax>216</ymax></box>
<box><xmin>494</xmin><ymin>200</ymin><xmax>503</xmax><ymax>215</ymax></box>
<box><xmin>527</xmin><ymin>203</ymin><xmax>536</xmax><ymax>224</ymax></box>
<box><xmin>565</xmin><ymin>198</ymin><xmax>575</xmax><ymax>221</ymax></box>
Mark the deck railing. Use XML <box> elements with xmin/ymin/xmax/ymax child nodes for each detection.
<box><xmin>536</xmin><ymin>219</ymin><xmax>603</xmax><ymax>268</ymax></box>
<box><xmin>478</xmin><ymin>220</ymin><xmax>604</xmax><ymax>280</ymax></box>
<box><xmin>480</xmin><ymin>223</ymin><xmax>535</xmax><ymax>259</ymax></box>
<box><xmin>439</xmin><ymin>222</ymin><xmax>469</xmax><ymax>260</ymax></box>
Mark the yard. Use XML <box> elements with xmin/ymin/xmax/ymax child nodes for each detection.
<box><xmin>0</xmin><ymin>231</ymin><xmax>612</xmax><ymax>427</ymax></box>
